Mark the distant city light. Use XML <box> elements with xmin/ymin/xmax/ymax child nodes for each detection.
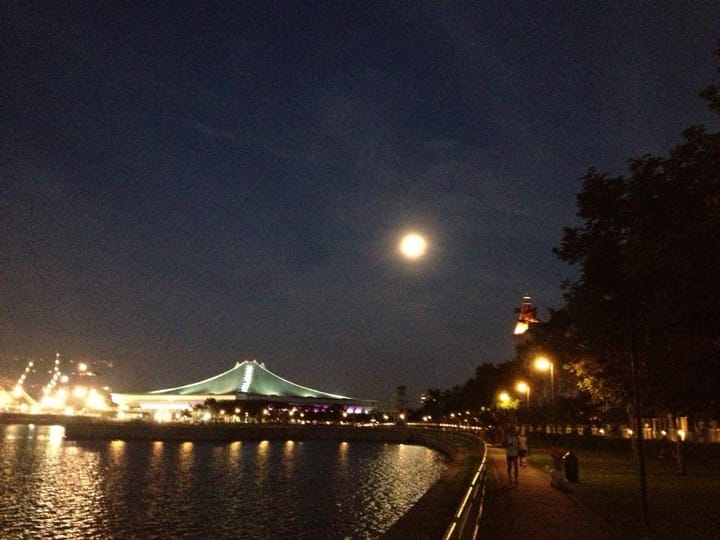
<box><xmin>3</xmin><ymin>356</ymin><xmax>110</xmax><ymax>415</ymax></box>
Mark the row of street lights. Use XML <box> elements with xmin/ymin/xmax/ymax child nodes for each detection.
<box><xmin>497</xmin><ymin>356</ymin><xmax>555</xmax><ymax>422</ymax></box>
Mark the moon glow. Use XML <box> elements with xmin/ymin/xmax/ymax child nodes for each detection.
<box><xmin>399</xmin><ymin>233</ymin><xmax>427</xmax><ymax>259</ymax></box>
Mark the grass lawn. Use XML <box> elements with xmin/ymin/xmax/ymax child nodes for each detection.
<box><xmin>528</xmin><ymin>438</ymin><xmax>720</xmax><ymax>540</ymax></box>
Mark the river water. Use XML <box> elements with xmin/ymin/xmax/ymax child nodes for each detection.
<box><xmin>0</xmin><ymin>424</ymin><xmax>446</xmax><ymax>539</ymax></box>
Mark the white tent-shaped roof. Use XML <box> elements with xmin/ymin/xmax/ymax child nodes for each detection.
<box><xmin>112</xmin><ymin>360</ymin><xmax>376</xmax><ymax>413</ymax></box>
<box><xmin>150</xmin><ymin>360</ymin><xmax>350</xmax><ymax>400</ymax></box>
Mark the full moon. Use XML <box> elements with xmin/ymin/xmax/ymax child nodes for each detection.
<box><xmin>399</xmin><ymin>233</ymin><xmax>427</xmax><ymax>259</ymax></box>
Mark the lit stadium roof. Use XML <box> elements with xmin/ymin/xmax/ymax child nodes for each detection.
<box><xmin>111</xmin><ymin>360</ymin><xmax>376</xmax><ymax>413</ymax></box>
<box><xmin>150</xmin><ymin>360</ymin><xmax>351</xmax><ymax>400</ymax></box>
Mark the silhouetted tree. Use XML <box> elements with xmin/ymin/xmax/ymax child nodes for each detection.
<box><xmin>552</xmin><ymin>43</ymin><xmax>720</xmax><ymax>421</ymax></box>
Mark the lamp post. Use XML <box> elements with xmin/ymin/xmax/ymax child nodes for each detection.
<box><xmin>534</xmin><ymin>356</ymin><xmax>555</xmax><ymax>426</ymax></box>
<box><xmin>516</xmin><ymin>381</ymin><xmax>530</xmax><ymax>424</ymax></box>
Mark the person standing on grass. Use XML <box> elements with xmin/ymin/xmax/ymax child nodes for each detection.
<box><xmin>504</xmin><ymin>425</ymin><xmax>520</xmax><ymax>485</ymax></box>
<box><xmin>518</xmin><ymin>427</ymin><xmax>529</xmax><ymax>468</ymax></box>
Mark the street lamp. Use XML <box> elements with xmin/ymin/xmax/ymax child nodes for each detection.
<box><xmin>534</xmin><ymin>356</ymin><xmax>555</xmax><ymax>425</ymax></box>
<box><xmin>516</xmin><ymin>381</ymin><xmax>530</xmax><ymax>410</ymax></box>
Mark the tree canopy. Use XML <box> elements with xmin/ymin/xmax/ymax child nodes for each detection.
<box><xmin>546</xmin><ymin>44</ymin><xmax>720</xmax><ymax>420</ymax></box>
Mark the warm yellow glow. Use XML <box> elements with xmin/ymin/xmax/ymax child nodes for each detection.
<box><xmin>78</xmin><ymin>362</ymin><xmax>88</xmax><ymax>372</ymax></box>
<box><xmin>399</xmin><ymin>233</ymin><xmax>427</xmax><ymax>259</ymax></box>
<box><xmin>73</xmin><ymin>386</ymin><xmax>87</xmax><ymax>398</ymax></box>
<box><xmin>498</xmin><ymin>391</ymin><xmax>510</xmax><ymax>403</ymax></box>
<box><xmin>516</xmin><ymin>381</ymin><xmax>529</xmax><ymax>393</ymax></box>
<box><xmin>534</xmin><ymin>357</ymin><xmax>552</xmax><ymax>371</ymax></box>
<box><xmin>678</xmin><ymin>429</ymin><xmax>686</xmax><ymax>441</ymax></box>
<box><xmin>154</xmin><ymin>410</ymin><xmax>172</xmax><ymax>422</ymax></box>
<box><xmin>11</xmin><ymin>385</ymin><xmax>23</xmax><ymax>398</ymax></box>
<box><xmin>513</xmin><ymin>321</ymin><xmax>529</xmax><ymax>335</ymax></box>
<box><xmin>85</xmin><ymin>389</ymin><xmax>106</xmax><ymax>409</ymax></box>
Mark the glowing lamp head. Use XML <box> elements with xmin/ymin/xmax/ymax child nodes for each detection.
<box><xmin>534</xmin><ymin>357</ymin><xmax>552</xmax><ymax>371</ymax></box>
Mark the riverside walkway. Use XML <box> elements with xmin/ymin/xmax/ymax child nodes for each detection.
<box><xmin>477</xmin><ymin>445</ymin><xmax>618</xmax><ymax>540</ymax></box>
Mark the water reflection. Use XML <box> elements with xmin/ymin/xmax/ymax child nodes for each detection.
<box><xmin>283</xmin><ymin>440</ymin><xmax>297</xmax><ymax>475</ymax></box>
<box><xmin>0</xmin><ymin>425</ymin><xmax>446</xmax><ymax>539</ymax></box>
<box><xmin>1</xmin><ymin>425</ymin><xmax>105</xmax><ymax>537</ymax></box>
<box><xmin>177</xmin><ymin>441</ymin><xmax>194</xmax><ymax>472</ymax></box>
<box><xmin>109</xmin><ymin>439</ymin><xmax>126</xmax><ymax>463</ymax></box>
<box><xmin>47</xmin><ymin>424</ymin><xmax>65</xmax><ymax>446</ymax></box>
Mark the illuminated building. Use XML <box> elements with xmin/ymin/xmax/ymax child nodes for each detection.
<box><xmin>111</xmin><ymin>360</ymin><xmax>376</xmax><ymax>419</ymax></box>
<box><xmin>513</xmin><ymin>295</ymin><xmax>539</xmax><ymax>335</ymax></box>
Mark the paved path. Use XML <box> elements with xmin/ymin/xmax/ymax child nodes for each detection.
<box><xmin>476</xmin><ymin>445</ymin><xmax>618</xmax><ymax>540</ymax></box>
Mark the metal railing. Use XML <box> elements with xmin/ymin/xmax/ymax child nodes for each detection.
<box><xmin>442</xmin><ymin>441</ymin><xmax>488</xmax><ymax>540</ymax></box>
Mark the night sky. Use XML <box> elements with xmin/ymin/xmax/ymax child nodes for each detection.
<box><xmin>2</xmin><ymin>2</ymin><xmax>718</xmax><ymax>406</ymax></box>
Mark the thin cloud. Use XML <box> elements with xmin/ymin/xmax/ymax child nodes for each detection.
<box><xmin>189</xmin><ymin>120</ymin><xmax>235</xmax><ymax>140</ymax></box>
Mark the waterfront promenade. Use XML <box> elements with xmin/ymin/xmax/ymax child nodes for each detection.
<box><xmin>478</xmin><ymin>445</ymin><xmax>618</xmax><ymax>540</ymax></box>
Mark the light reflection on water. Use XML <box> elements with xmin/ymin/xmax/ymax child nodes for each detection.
<box><xmin>0</xmin><ymin>425</ymin><xmax>446</xmax><ymax>539</ymax></box>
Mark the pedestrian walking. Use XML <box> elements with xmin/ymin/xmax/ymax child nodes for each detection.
<box><xmin>504</xmin><ymin>425</ymin><xmax>520</xmax><ymax>485</ymax></box>
<box><xmin>518</xmin><ymin>427</ymin><xmax>529</xmax><ymax>467</ymax></box>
